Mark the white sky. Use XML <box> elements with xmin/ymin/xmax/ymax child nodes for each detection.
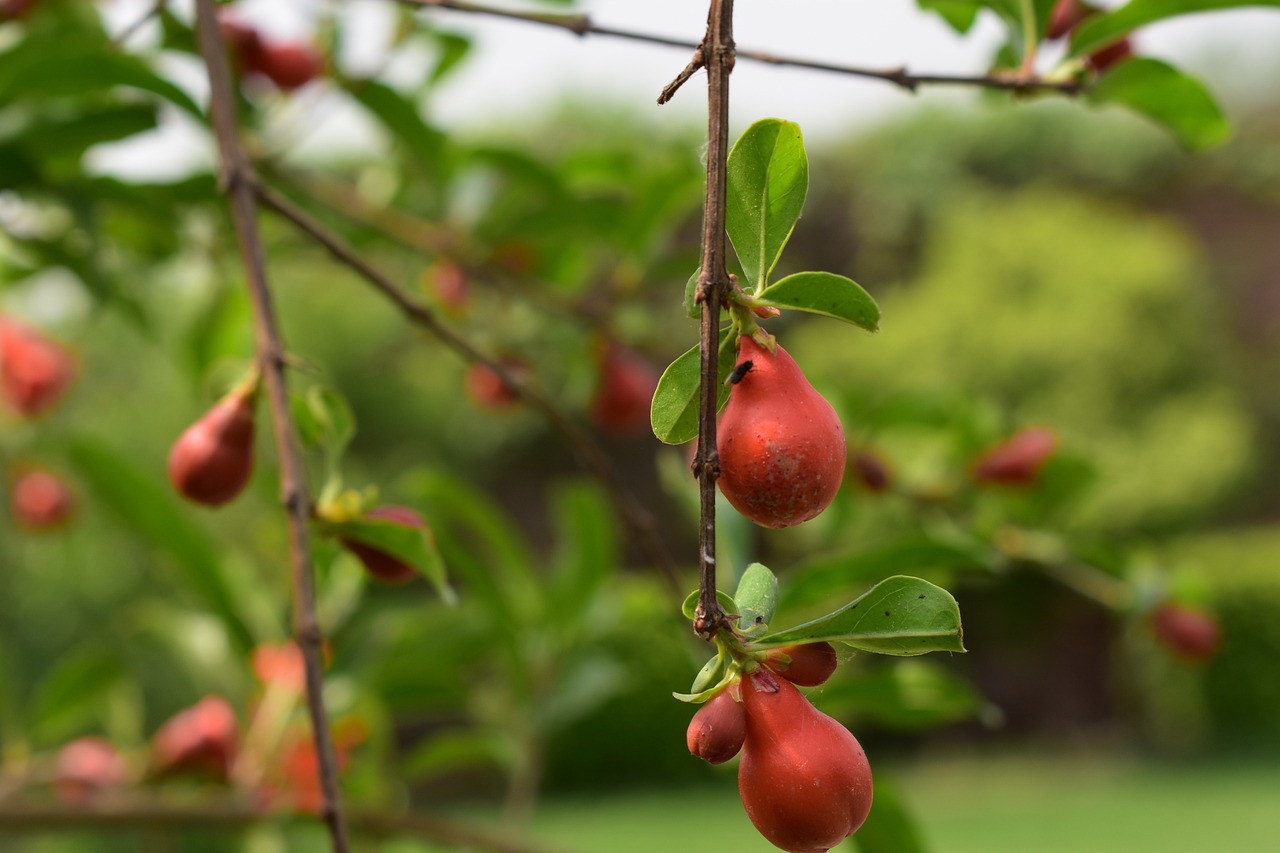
<box><xmin>91</xmin><ymin>0</ymin><xmax>1280</xmax><ymax>180</ymax></box>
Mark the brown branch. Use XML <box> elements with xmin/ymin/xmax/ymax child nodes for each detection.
<box><xmin>395</xmin><ymin>0</ymin><xmax>1083</xmax><ymax>96</ymax></box>
<box><xmin>678</xmin><ymin>0</ymin><xmax>735</xmax><ymax>639</ymax></box>
<box><xmin>111</xmin><ymin>0</ymin><xmax>167</xmax><ymax>48</ymax></box>
<box><xmin>252</xmin><ymin>182</ymin><xmax>681</xmax><ymax>588</ymax></box>
<box><xmin>191</xmin><ymin>3</ymin><xmax>351</xmax><ymax>851</ymax></box>
<box><xmin>0</xmin><ymin>803</ymin><xmax>570</xmax><ymax>853</ymax></box>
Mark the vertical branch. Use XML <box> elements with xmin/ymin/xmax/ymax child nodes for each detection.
<box><xmin>192</xmin><ymin>3</ymin><xmax>350</xmax><ymax>851</ymax></box>
<box><xmin>691</xmin><ymin>0</ymin><xmax>735</xmax><ymax>637</ymax></box>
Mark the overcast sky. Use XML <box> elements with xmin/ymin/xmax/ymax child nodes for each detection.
<box><xmin>91</xmin><ymin>0</ymin><xmax>1280</xmax><ymax>180</ymax></box>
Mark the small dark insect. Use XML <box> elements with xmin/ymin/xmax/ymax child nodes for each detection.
<box><xmin>726</xmin><ymin>360</ymin><xmax>754</xmax><ymax>386</ymax></box>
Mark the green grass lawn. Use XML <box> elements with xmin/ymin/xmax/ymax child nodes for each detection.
<box><xmin>527</xmin><ymin>751</ymin><xmax>1280</xmax><ymax>853</ymax></box>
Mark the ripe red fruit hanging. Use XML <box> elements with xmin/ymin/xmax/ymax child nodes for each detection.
<box><xmin>716</xmin><ymin>335</ymin><xmax>846</xmax><ymax>528</ymax></box>
<box><xmin>342</xmin><ymin>505</ymin><xmax>428</xmax><ymax>584</ymax></box>
<box><xmin>687</xmin><ymin>686</ymin><xmax>747</xmax><ymax>765</ymax></box>
<box><xmin>590</xmin><ymin>341</ymin><xmax>659</xmax><ymax>435</ymax></box>
<box><xmin>1151</xmin><ymin>602</ymin><xmax>1222</xmax><ymax>663</ymax></box>
<box><xmin>738</xmin><ymin>670</ymin><xmax>873</xmax><ymax>853</ymax></box>
<box><xmin>151</xmin><ymin>696</ymin><xmax>239</xmax><ymax>780</ymax></box>
<box><xmin>55</xmin><ymin>737</ymin><xmax>127</xmax><ymax>804</ymax></box>
<box><xmin>1086</xmin><ymin>37</ymin><xmax>1134</xmax><ymax>73</ymax></box>
<box><xmin>250</xmin><ymin>42</ymin><xmax>324</xmax><ymax>91</ymax></box>
<box><xmin>1046</xmin><ymin>0</ymin><xmax>1097</xmax><ymax>40</ymax></box>
<box><xmin>10</xmin><ymin>468</ymin><xmax>74</xmax><ymax>531</ymax></box>
<box><xmin>168</xmin><ymin>380</ymin><xmax>258</xmax><ymax>507</ymax></box>
<box><xmin>763</xmin><ymin>642</ymin><xmax>838</xmax><ymax>687</ymax></box>
<box><xmin>850</xmin><ymin>451</ymin><xmax>891</xmax><ymax>493</ymax></box>
<box><xmin>971</xmin><ymin>426</ymin><xmax>1057</xmax><ymax>486</ymax></box>
<box><xmin>0</xmin><ymin>316</ymin><xmax>77</xmax><ymax>417</ymax></box>
<box><xmin>465</xmin><ymin>359</ymin><xmax>526</xmax><ymax>410</ymax></box>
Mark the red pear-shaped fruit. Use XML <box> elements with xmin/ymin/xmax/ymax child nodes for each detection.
<box><xmin>687</xmin><ymin>685</ymin><xmax>747</xmax><ymax>765</ymax></box>
<box><xmin>738</xmin><ymin>670</ymin><xmax>873</xmax><ymax>853</ymax></box>
<box><xmin>590</xmin><ymin>341</ymin><xmax>659</xmax><ymax>435</ymax></box>
<box><xmin>342</xmin><ymin>505</ymin><xmax>427</xmax><ymax>584</ymax></box>
<box><xmin>151</xmin><ymin>696</ymin><xmax>238</xmax><ymax>780</ymax></box>
<box><xmin>168</xmin><ymin>381</ymin><xmax>257</xmax><ymax>507</ymax></box>
<box><xmin>716</xmin><ymin>336</ymin><xmax>846</xmax><ymax>528</ymax></box>
<box><xmin>1151</xmin><ymin>602</ymin><xmax>1222</xmax><ymax>663</ymax></box>
<box><xmin>0</xmin><ymin>316</ymin><xmax>77</xmax><ymax>417</ymax></box>
<box><xmin>763</xmin><ymin>642</ymin><xmax>838</xmax><ymax>687</ymax></box>
<box><xmin>11</xmin><ymin>468</ymin><xmax>74</xmax><ymax>531</ymax></box>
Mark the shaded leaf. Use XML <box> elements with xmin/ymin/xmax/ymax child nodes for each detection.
<box><xmin>650</xmin><ymin>327</ymin><xmax>736</xmax><ymax>445</ymax></box>
<box><xmin>321</xmin><ymin>515</ymin><xmax>454</xmax><ymax>603</ymax></box>
<box><xmin>1088</xmin><ymin>58</ymin><xmax>1231</xmax><ymax>152</ymax></box>
<box><xmin>28</xmin><ymin>649</ymin><xmax>125</xmax><ymax>746</ymax></box>
<box><xmin>823</xmin><ymin>660</ymin><xmax>992</xmax><ymax>731</ymax></box>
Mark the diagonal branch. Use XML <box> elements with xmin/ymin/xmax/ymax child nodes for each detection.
<box><xmin>191</xmin><ymin>2</ymin><xmax>350</xmax><ymax>851</ymax></box>
<box><xmin>252</xmin><ymin>182</ymin><xmax>681</xmax><ymax>587</ymax></box>
<box><xmin>395</xmin><ymin>0</ymin><xmax>1083</xmax><ymax>95</ymax></box>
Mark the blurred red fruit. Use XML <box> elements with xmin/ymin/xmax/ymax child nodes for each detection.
<box><xmin>11</xmin><ymin>468</ymin><xmax>74</xmax><ymax>530</ymax></box>
<box><xmin>151</xmin><ymin>696</ymin><xmax>238</xmax><ymax>780</ymax></box>
<box><xmin>341</xmin><ymin>504</ymin><xmax>428</xmax><ymax>584</ymax></box>
<box><xmin>0</xmin><ymin>0</ymin><xmax>37</xmax><ymax>20</ymax></box>
<box><xmin>425</xmin><ymin>259</ymin><xmax>470</xmax><ymax>314</ymax></box>
<box><xmin>590</xmin><ymin>341</ymin><xmax>659</xmax><ymax>435</ymax></box>
<box><xmin>55</xmin><ymin>737</ymin><xmax>126</xmax><ymax>804</ymax></box>
<box><xmin>687</xmin><ymin>687</ymin><xmax>747</xmax><ymax>765</ymax></box>
<box><xmin>1151</xmin><ymin>602</ymin><xmax>1222</xmax><ymax>663</ymax></box>
<box><xmin>850</xmin><ymin>451</ymin><xmax>891</xmax><ymax>493</ymax></box>
<box><xmin>252</xmin><ymin>641</ymin><xmax>307</xmax><ymax>693</ymax></box>
<box><xmin>219</xmin><ymin>17</ymin><xmax>263</xmax><ymax>65</ymax></box>
<box><xmin>972</xmin><ymin>427</ymin><xmax>1057</xmax><ymax>486</ymax></box>
<box><xmin>0</xmin><ymin>316</ymin><xmax>77</xmax><ymax>417</ymax></box>
<box><xmin>1046</xmin><ymin>0</ymin><xmax>1097</xmax><ymax>40</ymax></box>
<box><xmin>1086</xmin><ymin>37</ymin><xmax>1134</xmax><ymax>73</ymax></box>
<box><xmin>249</xmin><ymin>42</ymin><xmax>324</xmax><ymax>90</ymax></box>
<box><xmin>465</xmin><ymin>359</ymin><xmax>526</xmax><ymax>410</ymax></box>
<box><xmin>262</xmin><ymin>720</ymin><xmax>365</xmax><ymax>813</ymax></box>
<box><xmin>764</xmin><ymin>642</ymin><xmax>838</xmax><ymax>687</ymax></box>
<box><xmin>168</xmin><ymin>379</ymin><xmax>257</xmax><ymax>506</ymax></box>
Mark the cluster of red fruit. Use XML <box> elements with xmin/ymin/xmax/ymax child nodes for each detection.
<box><xmin>219</xmin><ymin>14</ymin><xmax>324</xmax><ymax>92</ymax></box>
<box><xmin>687</xmin><ymin>642</ymin><xmax>873</xmax><ymax>853</ymax></box>
<box><xmin>53</xmin><ymin>642</ymin><xmax>362</xmax><ymax>812</ymax></box>
<box><xmin>1</xmin><ymin>315</ymin><xmax>78</xmax><ymax>530</ymax></box>
<box><xmin>1046</xmin><ymin>0</ymin><xmax>1134</xmax><ymax>73</ymax></box>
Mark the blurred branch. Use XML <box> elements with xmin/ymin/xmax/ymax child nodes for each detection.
<box><xmin>192</xmin><ymin>3</ymin><xmax>351</xmax><ymax>852</ymax></box>
<box><xmin>111</xmin><ymin>0</ymin><xmax>167</xmax><ymax>48</ymax></box>
<box><xmin>253</xmin><ymin>182</ymin><xmax>682</xmax><ymax>587</ymax></box>
<box><xmin>0</xmin><ymin>803</ymin><xmax>570</xmax><ymax>853</ymax></box>
<box><xmin>396</xmin><ymin>0</ymin><xmax>1083</xmax><ymax>95</ymax></box>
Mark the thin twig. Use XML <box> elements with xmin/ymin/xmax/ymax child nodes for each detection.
<box><xmin>396</xmin><ymin>0</ymin><xmax>1083</xmax><ymax>96</ymax></box>
<box><xmin>252</xmin><ymin>182</ymin><xmax>681</xmax><ymax>588</ymax></box>
<box><xmin>679</xmin><ymin>0</ymin><xmax>735</xmax><ymax>639</ymax></box>
<box><xmin>192</xmin><ymin>3</ymin><xmax>351</xmax><ymax>851</ymax></box>
<box><xmin>111</xmin><ymin>0</ymin><xmax>168</xmax><ymax>48</ymax></box>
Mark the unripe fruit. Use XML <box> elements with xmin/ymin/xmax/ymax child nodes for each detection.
<box><xmin>972</xmin><ymin>427</ymin><xmax>1057</xmax><ymax>486</ymax></box>
<box><xmin>0</xmin><ymin>316</ymin><xmax>77</xmax><ymax>417</ymax></box>
<box><xmin>1151</xmin><ymin>602</ymin><xmax>1222</xmax><ymax>663</ymax></box>
<box><xmin>738</xmin><ymin>671</ymin><xmax>873</xmax><ymax>853</ymax></box>
<box><xmin>55</xmin><ymin>737</ymin><xmax>127</xmax><ymax>804</ymax></box>
<box><xmin>590</xmin><ymin>341</ymin><xmax>659</xmax><ymax>435</ymax></box>
<box><xmin>1086</xmin><ymin>37</ymin><xmax>1134</xmax><ymax>74</ymax></box>
<box><xmin>342</xmin><ymin>505</ymin><xmax>427</xmax><ymax>584</ymax></box>
<box><xmin>151</xmin><ymin>696</ymin><xmax>238</xmax><ymax>780</ymax></box>
<box><xmin>250</xmin><ymin>42</ymin><xmax>324</xmax><ymax>91</ymax></box>
<box><xmin>168</xmin><ymin>382</ymin><xmax>257</xmax><ymax>507</ymax></box>
<box><xmin>716</xmin><ymin>336</ymin><xmax>846</xmax><ymax>528</ymax></box>
<box><xmin>687</xmin><ymin>686</ymin><xmax>747</xmax><ymax>765</ymax></box>
<box><xmin>764</xmin><ymin>642</ymin><xmax>838</xmax><ymax>687</ymax></box>
<box><xmin>10</xmin><ymin>468</ymin><xmax>74</xmax><ymax>530</ymax></box>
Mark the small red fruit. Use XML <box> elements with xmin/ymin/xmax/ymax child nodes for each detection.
<box><xmin>425</xmin><ymin>259</ymin><xmax>470</xmax><ymax>314</ymax></box>
<box><xmin>0</xmin><ymin>0</ymin><xmax>37</xmax><ymax>20</ymax></box>
<box><xmin>252</xmin><ymin>641</ymin><xmax>307</xmax><ymax>692</ymax></box>
<box><xmin>10</xmin><ymin>468</ymin><xmax>74</xmax><ymax>530</ymax></box>
<box><xmin>219</xmin><ymin>17</ymin><xmax>264</xmax><ymax>66</ymax></box>
<box><xmin>249</xmin><ymin>41</ymin><xmax>324</xmax><ymax>91</ymax></box>
<box><xmin>168</xmin><ymin>379</ymin><xmax>257</xmax><ymax>507</ymax></box>
<box><xmin>1086</xmin><ymin>37</ymin><xmax>1134</xmax><ymax>73</ymax></box>
<box><xmin>716</xmin><ymin>336</ymin><xmax>846</xmax><ymax>528</ymax></box>
<box><xmin>590</xmin><ymin>341</ymin><xmax>659</xmax><ymax>435</ymax></box>
<box><xmin>1046</xmin><ymin>0</ymin><xmax>1097</xmax><ymax>40</ymax></box>
<box><xmin>0</xmin><ymin>316</ymin><xmax>77</xmax><ymax>417</ymax></box>
<box><xmin>151</xmin><ymin>696</ymin><xmax>238</xmax><ymax>780</ymax></box>
<box><xmin>342</xmin><ymin>505</ymin><xmax>428</xmax><ymax>584</ymax></box>
<box><xmin>972</xmin><ymin>427</ymin><xmax>1057</xmax><ymax>486</ymax></box>
<box><xmin>55</xmin><ymin>737</ymin><xmax>127</xmax><ymax>804</ymax></box>
<box><xmin>764</xmin><ymin>642</ymin><xmax>838</xmax><ymax>687</ymax></box>
<box><xmin>850</xmin><ymin>451</ymin><xmax>891</xmax><ymax>493</ymax></box>
<box><xmin>687</xmin><ymin>686</ymin><xmax>747</xmax><ymax>765</ymax></box>
<box><xmin>465</xmin><ymin>359</ymin><xmax>526</xmax><ymax>410</ymax></box>
<box><xmin>1151</xmin><ymin>602</ymin><xmax>1222</xmax><ymax>663</ymax></box>
<box><xmin>739</xmin><ymin>670</ymin><xmax>873</xmax><ymax>853</ymax></box>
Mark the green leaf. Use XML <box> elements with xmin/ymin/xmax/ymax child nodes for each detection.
<box><xmin>548</xmin><ymin>481</ymin><xmax>618</xmax><ymax>619</ymax></box>
<box><xmin>322</xmin><ymin>516</ymin><xmax>454</xmax><ymax>604</ymax></box>
<box><xmin>293</xmin><ymin>385</ymin><xmax>356</xmax><ymax>454</ymax></box>
<box><xmin>822</xmin><ymin>660</ymin><xmax>991</xmax><ymax>731</ymax></box>
<box><xmin>1087</xmin><ymin>58</ymin><xmax>1231</xmax><ymax>152</ymax></box>
<box><xmin>757</xmin><ymin>576</ymin><xmax>965</xmax><ymax>656</ymax></box>
<box><xmin>851</xmin><ymin>776</ymin><xmax>930</xmax><ymax>853</ymax></box>
<box><xmin>347</xmin><ymin>80</ymin><xmax>446</xmax><ymax>178</ymax></box>
<box><xmin>402</xmin><ymin>730</ymin><xmax>509</xmax><ymax>782</ymax></box>
<box><xmin>915</xmin><ymin>0</ymin><xmax>984</xmax><ymax>32</ymax></box>
<box><xmin>15</xmin><ymin>105</ymin><xmax>158</xmax><ymax>162</ymax></box>
<box><xmin>726</xmin><ymin>118</ymin><xmax>808</xmax><ymax>289</ymax></box>
<box><xmin>755</xmin><ymin>271</ymin><xmax>880</xmax><ymax>332</ymax></box>
<box><xmin>28</xmin><ymin>649</ymin><xmax>125</xmax><ymax>746</ymax></box>
<box><xmin>683</xmin><ymin>268</ymin><xmax>702</xmax><ymax>319</ymax></box>
<box><xmin>1071</xmin><ymin>0</ymin><xmax>1280</xmax><ymax>57</ymax></box>
<box><xmin>681</xmin><ymin>588</ymin><xmax>739</xmax><ymax>621</ymax></box>
<box><xmin>650</xmin><ymin>327</ymin><xmax>737</xmax><ymax>445</ymax></box>
<box><xmin>734</xmin><ymin>563</ymin><xmax>779</xmax><ymax>634</ymax></box>
<box><xmin>690</xmin><ymin>654</ymin><xmax>728</xmax><ymax>695</ymax></box>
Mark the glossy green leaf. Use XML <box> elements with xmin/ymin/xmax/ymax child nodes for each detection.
<box><xmin>851</xmin><ymin>776</ymin><xmax>929</xmax><ymax>853</ymax></box>
<box><xmin>1071</xmin><ymin>0</ymin><xmax>1280</xmax><ymax>57</ymax></box>
<box><xmin>755</xmin><ymin>271</ymin><xmax>880</xmax><ymax>332</ymax></box>
<box><xmin>734</xmin><ymin>562</ymin><xmax>779</xmax><ymax>634</ymax></box>
<box><xmin>322</xmin><ymin>515</ymin><xmax>454</xmax><ymax>604</ymax></box>
<box><xmin>757</xmin><ymin>576</ymin><xmax>965</xmax><ymax>656</ymax></box>
<box><xmin>726</xmin><ymin>118</ymin><xmax>808</xmax><ymax>289</ymax></box>
<box><xmin>650</xmin><ymin>327</ymin><xmax>736</xmax><ymax>445</ymax></box>
<box><xmin>1088</xmin><ymin>58</ymin><xmax>1231</xmax><ymax>152</ymax></box>
<box><xmin>681</xmin><ymin>588</ymin><xmax>739</xmax><ymax>621</ymax></box>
